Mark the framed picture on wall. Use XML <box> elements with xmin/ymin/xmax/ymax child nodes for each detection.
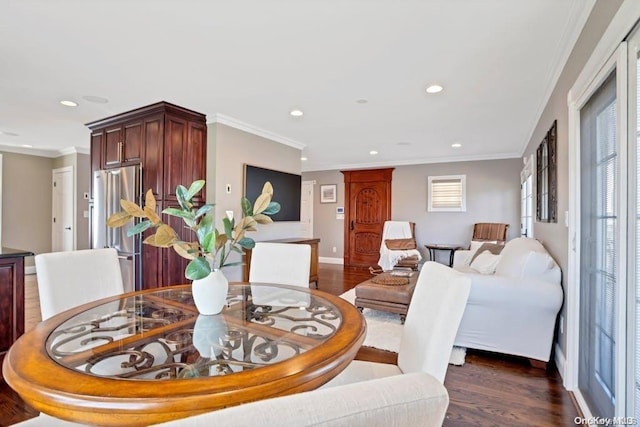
<box><xmin>320</xmin><ymin>184</ymin><xmax>337</xmax><ymax>203</ymax></box>
<box><xmin>536</xmin><ymin>120</ymin><xmax>557</xmax><ymax>223</ymax></box>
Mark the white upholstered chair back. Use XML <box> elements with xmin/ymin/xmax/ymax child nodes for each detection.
<box><xmin>35</xmin><ymin>248</ymin><xmax>125</xmax><ymax>320</ymax></box>
<box><xmin>249</xmin><ymin>243</ymin><xmax>311</xmax><ymax>287</ymax></box>
<box><xmin>397</xmin><ymin>261</ymin><xmax>471</xmax><ymax>383</ymax></box>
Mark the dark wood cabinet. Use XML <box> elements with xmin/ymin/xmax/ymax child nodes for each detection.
<box><xmin>87</xmin><ymin>102</ymin><xmax>207</xmax><ymax>289</ymax></box>
<box><xmin>0</xmin><ymin>248</ymin><xmax>32</xmax><ymax>378</ymax></box>
<box><xmin>102</xmin><ymin>120</ymin><xmax>143</xmax><ymax>169</ymax></box>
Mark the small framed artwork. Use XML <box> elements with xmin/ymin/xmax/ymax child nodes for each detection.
<box><xmin>320</xmin><ymin>184</ymin><xmax>337</xmax><ymax>203</ymax></box>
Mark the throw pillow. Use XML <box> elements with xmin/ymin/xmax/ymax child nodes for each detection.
<box><xmin>385</xmin><ymin>238</ymin><xmax>417</xmax><ymax>250</ymax></box>
<box><xmin>470</xmin><ymin>251</ymin><xmax>501</xmax><ymax>274</ymax></box>
<box><xmin>521</xmin><ymin>251</ymin><xmax>554</xmax><ymax>277</ymax></box>
<box><xmin>468</xmin><ymin>242</ymin><xmax>504</xmax><ymax>265</ymax></box>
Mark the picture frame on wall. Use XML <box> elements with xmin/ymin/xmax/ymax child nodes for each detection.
<box><xmin>536</xmin><ymin>120</ymin><xmax>557</xmax><ymax>223</ymax></box>
<box><xmin>320</xmin><ymin>184</ymin><xmax>337</xmax><ymax>203</ymax></box>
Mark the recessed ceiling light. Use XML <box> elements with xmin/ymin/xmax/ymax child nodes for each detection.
<box><xmin>290</xmin><ymin>109</ymin><xmax>304</xmax><ymax>117</ymax></box>
<box><xmin>426</xmin><ymin>85</ymin><xmax>443</xmax><ymax>94</ymax></box>
<box><xmin>21</xmin><ymin>144</ymin><xmax>33</xmax><ymax>148</ymax></box>
<box><xmin>451</xmin><ymin>143</ymin><xmax>462</xmax><ymax>148</ymax></box>
<box><xmin>82</xmin><ymin>95</ymin><xmax>109</xmax><ymax>104</ymax></box>
<box><xmin>356</xmin><ymin>99</ymin><xmax>368</xmax><ymax>104</ymax></box>
<box><xmin>369</xmin><ymin>150</ymin><xmax>378</xmax><ymax>155</ymax></box>
<box><xmin>301</xmin><ymin>156</ymin><xmax>308</xmax><ymax>161</ymax></box>
<box><xmin>60</xmin><ymin>100</ymin><xmax>78</xmax><ymax>107</ymax></box>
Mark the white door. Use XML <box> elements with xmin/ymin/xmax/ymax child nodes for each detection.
<box><xmin>300</xmin><ymin>180</ymin><xmax>314</xmax><ymax>238</ymax></box>
<box><xmin>52</xmin><ymin>166</ymin><xmax>74</xmax><ymax>252</ymax></box>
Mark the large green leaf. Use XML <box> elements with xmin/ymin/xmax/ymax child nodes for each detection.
<box><xmin>126</xmin><ymin>220</ymin><xmax>154</xmax><ymax>236</ymax></box>
<box><xmin>261</xmin><ymin>202</ymin><xmax>281</xmax><ymax>215</ymax></box>
<box><xmin>186</xmin><ymin>180</ymin><xmax>205</xmax><ymax>200</ymax></box>
<box><xmin>195</xmin><ymin>204</ymin><xmax>215</xmax><ymax>220</ymax></box>
<box><xmin>241</xmin><ymin>197</ymin><xmax>253</xmax><ymax>216</ymax></box>
<box><xmin>162</xmin><ymin>207</ymin><xmax>194</xmax><ymax>221</ymax></box>
<box><xmin>200</xmin><ymin>231</ymin><xmax>215</xmax><ymax>254</ymax></box>
<box><xmin>196</xmin><ymin>213</ymin><xmax>213</xmax><ymax>243</ymax></box>
<box><xmin>237</xmin><ymin>237</ymin><xmax>255</xmax><ymax>249</ymax></box>
<box><xmin>176</xmin><ymin>185</ymin><xmax>191</xmax><ymax>210</ymax></box>
<box><xmin>185</xmin><ymin>257</ymin><xmax>211</xmax><ymax>281</ymax></box>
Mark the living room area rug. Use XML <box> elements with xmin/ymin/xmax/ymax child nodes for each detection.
<box><xmin>339</xmin><ymin>288</ymin><xmax>466</xmax><ymax>366</ymax></box>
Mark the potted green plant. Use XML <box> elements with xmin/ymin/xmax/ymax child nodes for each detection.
<box><xmin>107</xmin><ymin>180</ymin><xmax>280</xmax><ymax>314</ymax></box>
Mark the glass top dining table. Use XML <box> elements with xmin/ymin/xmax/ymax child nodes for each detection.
<box><xmin>2</xmin><ymin>283</ymin><xmax>366</xmax><ymax>426</ymax></box>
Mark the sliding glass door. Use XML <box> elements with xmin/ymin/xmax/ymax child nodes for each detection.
<box><xmin>579</xmin><ymin>71</ymin><xmax>618</xmax><ymax>417</ymax></box>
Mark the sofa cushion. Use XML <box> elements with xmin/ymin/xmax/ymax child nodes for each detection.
<box><xmin>465</xmin><ymin>240</ymin><xmax>497</xmax><ymax>265</ymax></box>
<box><xmin>495</xmin><ymin>237</ymin><xmax>553</xmax><ymax>279</ymax></box>
<box><xmin>468</xmin><ymin>242</ymin><xmax>504</xmax><ymax>264</ymax></box>
<box><xmin>470</xmin><ymin>251</ymin><xmax>501</xmax><ymax>274</ymax></box>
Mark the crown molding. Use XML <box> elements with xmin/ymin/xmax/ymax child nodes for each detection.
<box><xmin>211</xmin><ymin>113</ymin><xmax>306</xmax><ymax>150</ymax></box>
<box><xmin>59</xmin><ymin>146</ymin><xmax>90</xmax><ymax>156</ymax></box>
<box><xmin>518</xmin><ymin>0</ymin><xmax>596</xmax><ymax>156</ymax></box>
<box><xmin>0</xmin><ymin>144</ymin><xmax>90</xmax><ymax>158</ymax></box>
<box><xmin>301</xmin><ymin>152</ymin><xmax>522</xmax><ymax>172</ymax></box>
<box><xmin>0</xmin><ymin>144</ymin><xmax>60</xmax><ymax>158</ymax></box>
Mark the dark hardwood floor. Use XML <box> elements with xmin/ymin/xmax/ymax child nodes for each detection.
<box><xmin>0</xmin><ymin>264</ymin><xmax>579</xmax><ymax>426</ymax></box>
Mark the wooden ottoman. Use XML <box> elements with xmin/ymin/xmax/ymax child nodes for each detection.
<box><xmin>354</xmin><ymin>272</ymin><xmax>418</xmax><ymax>324</ymax></box>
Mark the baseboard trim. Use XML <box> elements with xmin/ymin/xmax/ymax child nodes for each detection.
<box><xmin>554</xmin><ymin>342</ymin><xmax>566</xmax><ymax>382</ymax></box>
<box><xmin>319</xmin><ymin>257</ymin><xmax>343</xmax><ymax>265</ymax></box>
<box><xmin>25</xmin><ymin>266</ymin><xmax>36</xmax><ymax>275</ymax></box>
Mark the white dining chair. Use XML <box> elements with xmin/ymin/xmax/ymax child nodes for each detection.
<box><xmin>35</xmin><ymin>248</ymin><xmax>125</xmax><ymax>320</ymax></box>
<box><xmin>249</xmin><ymin>242</ymin><xmax>311</xmax><ymax>287</ymax></box>
<box><xmin>323</xmin><ymin>261</ymin><xmax>471</xmax><ymax>387</ymax></box>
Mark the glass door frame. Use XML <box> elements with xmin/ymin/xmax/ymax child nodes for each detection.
<box><xmin>625</xmin><ymin>24</ymin><xmax>640</xmax><ymax>418</ymax></box>
<box><xmin>567</xmin><ymin>42</ymin><xmax>629</xmax><ymax>417</ymax></box>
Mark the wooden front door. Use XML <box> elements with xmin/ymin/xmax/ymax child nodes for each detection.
<box><xmin>342</xmin><ymin>168</ymin><xmax>393</xmax><ymax>267</ymax></box>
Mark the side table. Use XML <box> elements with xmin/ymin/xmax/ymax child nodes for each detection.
<box><xmin>424</xmin><ymin>243</ymin><xmax>463</xmax><ymax>267</ymax></box>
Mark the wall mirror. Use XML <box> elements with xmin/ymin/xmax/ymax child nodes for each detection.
<box><xmin>536</xmin><ymin>120</ymin><xmax>557</xmax><ymax>223</ymax></box>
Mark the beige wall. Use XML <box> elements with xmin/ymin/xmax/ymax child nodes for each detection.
<box><xmin>299</xmin><ymin>170</ymin><xmax>346</xmax><ymax>258</ymax></box>
<box><xmin>303</xmin><ymin>158</ymin><xmax>522</xmax><ymax>262</ymax></box>
<box><xmin>1</xmin><ymin>151</ymin><xmax>53</xmax><ymax>267</ymax></box>
<box><xmin>52</xmin><ymin>153</ymin><xmax>91</xmax><ymax>250</ymax></box>
<box><xmin>208</xmin><ymin>123</ymin><xmax>304</xmax><ymax>280</ymax></box>
<box><xmin>522</xmin><ymin>0</ymin><xmax>623</xmax><ymax>355</ymax></box>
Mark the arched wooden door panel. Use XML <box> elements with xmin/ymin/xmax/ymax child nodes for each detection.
<box><xmin>341</xmin><ymin>168</ymin><xmax>393</xmax><ymax>267</ymax></box>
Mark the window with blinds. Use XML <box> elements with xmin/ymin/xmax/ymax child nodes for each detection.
<box><xmin>428</xmin><ymin>175</ymin><xmax>466</xmax><ymax>212</ymax></box>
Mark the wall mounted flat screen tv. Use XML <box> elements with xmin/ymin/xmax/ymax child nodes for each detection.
<box><xmin>244</xmin><ymin>164</ymin><xmax>301</xmax><ymax>221</ymax></box>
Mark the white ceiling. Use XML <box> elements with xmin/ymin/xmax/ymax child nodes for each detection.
<box><xmin>0</xmin><ymin>0</ymin><xmax>593</xmax><ymax>172</ymax></box>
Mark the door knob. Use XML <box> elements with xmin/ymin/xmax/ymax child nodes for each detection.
<box><xmin>350</xmin><ymin>220</ymin><xmax>354</xmax><ymax>230</ymax></box>
<box><xmin>65</xmin><ymin>227</ymin><xmax>71</xmax><ymax>230</ymax></box>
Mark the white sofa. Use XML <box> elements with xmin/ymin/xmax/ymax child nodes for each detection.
<box><xmin>452</xmin><ymin>237</ymin><xmax>563</xmax><ymax>362</ymax></box>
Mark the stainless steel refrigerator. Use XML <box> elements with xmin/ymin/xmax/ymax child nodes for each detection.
<box><xmin>90</xmin><ymin>165</ymin><xmax>142</xmax><ymax>293</ymax></box>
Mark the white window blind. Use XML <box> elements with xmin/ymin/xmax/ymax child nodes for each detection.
<box><xmin>428</xmin><ymin>175</ymin><xmax>466</xmax><ymax>212</ymax></box>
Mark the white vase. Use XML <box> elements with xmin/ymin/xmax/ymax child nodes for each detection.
<box><xmin>191</xmin><ymin>269</ymin><xmax>229</xmax><ymax>315</ymax></box>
